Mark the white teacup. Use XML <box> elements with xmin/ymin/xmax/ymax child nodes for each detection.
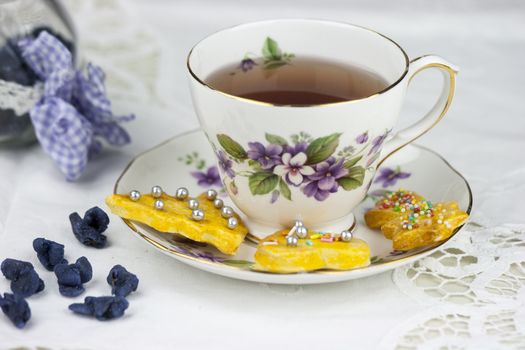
<box><xmin>187</xmin><ymin>19</ymin><xmax>457</xmax><ymax>233</ymax></box>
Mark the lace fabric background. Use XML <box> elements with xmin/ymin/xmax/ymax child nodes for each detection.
<box><xmin>0</xmin><ymin>81</ymin><xmax>42</xmax><ymax>117</ymax></box>
<box><xmin>379</xmin><ymin>224</ymin><xmax>525</xmax><ymax>349</ymax></box>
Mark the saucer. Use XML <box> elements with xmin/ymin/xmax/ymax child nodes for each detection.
<box><xmin>113</xmin><ymin>129</ymin><xmax>472</xmax><ymax>284</ymax></box>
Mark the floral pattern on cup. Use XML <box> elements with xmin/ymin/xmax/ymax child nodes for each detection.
<box><xmin>178</xmin><ymin>152</ymin><xmax>225</xmax><ymax>191</ymax></box>
<box><xmin>170</xmin><ymin>155</ymin><xmax>410</xmax><ymax>269</ymax></box>
<box><xmin>146</xmin><ymin>137</ymin><xmax>411</xmax><ymax>271</ymax></box>
<box><xmin>215</xmin><ymin>130</ymin><xmax>391</xmax><ymax>202</ymax></box>
<box><xmin>235</xmin><ymin>37</ymin><xmax>294</xmax><ymax>73</ymax></box>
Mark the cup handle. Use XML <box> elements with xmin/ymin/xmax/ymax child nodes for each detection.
<box><xmin>377</xmin><ymin>55</ymin><xmax>458</xmax><ymax>167</ymax></box>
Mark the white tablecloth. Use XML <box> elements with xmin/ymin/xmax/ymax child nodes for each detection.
<box><xmin>1</xmin><ymin>0</ymin><xmax>524</xmax><ymax>349</ymax></box>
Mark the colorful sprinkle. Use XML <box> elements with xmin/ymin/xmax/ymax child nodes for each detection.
<box><xmin>375</xmin><ymin>189</ymin><xmax>437</xmax><ymax>231</ymax></box>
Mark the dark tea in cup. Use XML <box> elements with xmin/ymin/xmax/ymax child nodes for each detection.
<box><xmin>205</xmin><ymin>57</ymin><xmax>389</xmax><ymax>106</ymax></box>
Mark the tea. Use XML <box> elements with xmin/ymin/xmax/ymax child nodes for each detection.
<box><xmin>205</xmin><ymin>57</ymin><xmax>389</xmax><ymax>106</ymax></box>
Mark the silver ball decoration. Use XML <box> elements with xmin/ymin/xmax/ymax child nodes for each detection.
<box><xmin>213</xmin><ymin>198</ymin><xmax>224</xmax><ymax>209</ymax></box>
<box><xmin>175</xmin><ymin>187</ymin><xmax>189</xmax><ymax>200</ymax></box>
<box><xmin>205</xmin><ymin>189</ymin><xmax>218</xmax><ymax>201</ymax></box>
<box><xmin>151</xmin><ymin>185</ymin><xmax>163</xmax><ymax>198</ymax></box>
<box><xmin>188</xmin><ymin>198</ymin><xmax>199</xmax><ymax>210</ymax></box>
<box><xmin>294</xmin><ymin>220</ymin><xmax>304</xmax><ymax>228</ymax></box>
<box><xmin>227</xmin><ymin>217</ymin><xmax>238</xmax><ymax>229</ymax></box>
<box><xmin>129</xmin><ymin>190</ymin><xmax>141</xmax><ymax>201</ymax></box>
<box><xmin>154</xmin><ymin>199</ymin><xmax>164</xmax><ymax>210</ymax></box>
<box><xmin>221</xmin><ymin>206</ymin><xmax>234</xmax><ymax>218</ymax></box>
<box><xmin>191</xmin><ymin>209</ymin><xmax>205</xmax><ymax>221</ymax></box>
<box><xmin>286</xmin><ymin>235</ymin><xmax>298</xmax><ymax>247</ymax></box>
<box><xmin>341</xmin><ymin>230</ymin><xmax>353</xmax><ymax>242</ymax></box>
<box><xmin>296</xmin><ymin>226</ymin><xmax>308</xmax><ymax>239</ymax></box>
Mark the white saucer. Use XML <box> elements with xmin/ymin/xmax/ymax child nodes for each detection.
<box><xmin>113</xmin><ymin>129</ymin><xmax>472</xmax><ymax>285</ymax></box>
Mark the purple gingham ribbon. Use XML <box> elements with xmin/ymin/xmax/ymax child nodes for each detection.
<box><xmin>19</xmin><ymin>31</ymin><xmax>134</xmax><ymax>181</ymax></box>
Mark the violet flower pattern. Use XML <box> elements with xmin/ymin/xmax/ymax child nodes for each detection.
<box><xmin>177</xmin><ymin>151</ymin><xmax>226</xmax><ymax>193</ymax></box>
<box><xmin>215</xmin><ymin>130</ymin><xmax>391</xmax><ymax>202</ymax></box>
<box><xmin>169</xmin><ymin>240</ymin><xmax>254</xmax><ymax>268</ymax></box>
<box><xmin>374</xmin><ymin>167</ymin><xmax>411</xmax><ymax>188</ymax></box>
<box><xmin>170</xmin><ymin>242</ymin><xmax>225</xmax><ymax>263</ymax></box>
<box><xmin>247</xmin><ymin>142</ymin><xmax>283</xmax><ymax>170</ymax></box>
<box><xmin>356</xmin><ymin>132</ymin><xmax>369</xmax><ymax>144</ymax></box>
<box><xmin>303</xmin><ymin>158</ymin><xmax>348</xmax><ymax>201</ymax></box>
<box><xmin>235</xmin><ymin>37</ymin><xmax>294</xmax><ymax>74</ymax></box>
<box><xmin>368</xmin><ymin>129</ymin><xmax>391</xmax><ymax>156</ymax></box>
<box><xmin>274</xmin><ymin>152</ymin><xmax>314</xmax><ymax>186</ymax></box>
<box><xmin>239</xmin><ymin>58</ymin><xmax>257</xmax><ymax>72</ymax></box>
<box><xmin>284</xmin><ymin>142</ymin><xmax>307</xmax><ymax>155</ymax></box>
<box><xmin>216</xmin><ymin>150</ymin><xmax>235</xmax><ymax>179</ymax></box>
<box><xmin>191</xmin><ymin>166</ymin><xmax>222</xmax><ymax>188</ymax></box>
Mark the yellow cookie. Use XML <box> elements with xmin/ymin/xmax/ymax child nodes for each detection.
<box><xmin>365</xmin><ymin>190</ymin><xmax>426</xmax><ymax>231</ymax></box>
<box><xmin>369</xmin><ymin>198</ymin><xmax>468</xmax><ymax>250</ymax></box>
<box><xmin>105</xmin><ymin>192</ymin><xmax>248</xmax><ymax>255</ymax></box>
<box><xmin>365</xmin><ymin>189</ymin><xmax>469</xmax><ymax>251</ymax></box>
<box><xmin>390</xmin><ymin>202</ymin><xmax>468</xmax><ymax>250</ymax></box>
<box><xmin>253</xmin><ymin>230</ymin><xmax>370</xmax><ymax>274</ymax></box>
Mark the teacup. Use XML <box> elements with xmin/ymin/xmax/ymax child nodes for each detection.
<box><xmin>187</xmin><ymin>19</ymin><xmax>457</xmax><ymax>234</ymax></box>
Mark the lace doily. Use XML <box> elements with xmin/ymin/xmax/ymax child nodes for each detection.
<box><xmin>394</xmin><ymin>224</ymin><xmax>525</xmax><ymax>308</ymax></box>
<box><xmin>379</xmin><ymin>224</ymin><xmax>525</xmax><ymax>349</ymax></box>
<box><xmin>0</xmin><ymin>80</ymin><xmax>42</xmax><ymax>116</ymax></box>
<box><xmin>378</xmin><ymin>306</ymin><xmax>525</xmax><ymax>350</ymax></box>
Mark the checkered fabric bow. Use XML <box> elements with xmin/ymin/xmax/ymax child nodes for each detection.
<box><xmin>19</xmin><ymin>31</ymin><xmax>134</xmax><ymax>181</ymax></box>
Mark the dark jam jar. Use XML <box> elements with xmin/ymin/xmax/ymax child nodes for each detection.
<box><xmin>0</xmin><ymin>0</ymin><xmax>77</xmax><ymax>146</ymax></box>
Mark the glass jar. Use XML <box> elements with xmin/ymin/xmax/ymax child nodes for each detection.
<box><xmin>0</xmin><ymin>0</ymin><xmax>77</xmax><ymax>146</ymax></box>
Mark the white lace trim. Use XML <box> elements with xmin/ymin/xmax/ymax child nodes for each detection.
<box><xmin>393</xmin><ymin>224</ymin><xmax>525</xmax><ymax>308</ymax></box>
<box><xmin>380</xmin><ymin>224</ymin><xmax>525</xmax><ymax>349</ymax></box>
<box><xmin>0</xmin><ymin>79</ymin><xmax>42</xmax><ymax>116</ymax></box>
<box><xmin>378</xmin><ymin>306</ymin><xmax>525</xmax><ymax>350</ymax></box>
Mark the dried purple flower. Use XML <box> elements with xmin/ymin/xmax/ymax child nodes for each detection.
<box><xmin>32</xmin><ymin>238</ymin><xmax>67</xmax><ymax>271</ymax></box>
<box><xmin>106</xmin><ymin>265</ymin><xmax>139</xmax><ymax>298</ymax></box>
<box><xmin>54</xmin><ymin>256</ymin><xmax>92</xmax><ymax>297</ymax></box>
<box><xmin>69</xmin><ymin>296</ymin><xmax>129</xmax><ymax>321</ymax></box>
<box><xmin>1</xmin><ymin>259</ymin><xmax>45</xmax><ymax>298</ymax></box>
<box><xmin>69</xmin><ymin>206</ymin><xmax>109</xmax><ymax>248</ymax></box>
<box><xmin>0</xmin><ymin>293</ymin><xmax>31</xmax><ymax>329</ymax></box>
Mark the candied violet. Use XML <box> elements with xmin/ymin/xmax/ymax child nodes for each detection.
<box><xmin>83</xmin><ymin>207</ymin><xmax>110</xmax><ymax>234</ymax></box>
<box><xmin>1</xmin><ymin>259</ymin><xmax>32</xmax><ymax>280</ymax></box>
<box><xmin>32</xmin><ymin>238</ymin><xmax>67</xmax><ymax>271</ymax></box>
<box><xmin>106</xmin><ymin>265</ymin><xmax>139</xmax><ymax>297</ymax></box>
<box><xmin>0</xmin><ymin>293</ymin><xmax>31</xmax><ymax>329</ymax></box>
<box><xmin>54</xmin><ymin>257</ymin><xmax>92</xmax><ymax>297</ymax></box>
<box><xmin>69</xmin><ymin>206</ymin><xmax>109</xmax><ymax>248</ymax></box>
<box><xmin>1</xmin><ymin>259</ymin><xmax>44</xmax><ymax>298</ymax></box>
<box><xmin>69</xmin><ymin>296</ymin><xmax>129</xmax><ymax>321</ymax></box>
